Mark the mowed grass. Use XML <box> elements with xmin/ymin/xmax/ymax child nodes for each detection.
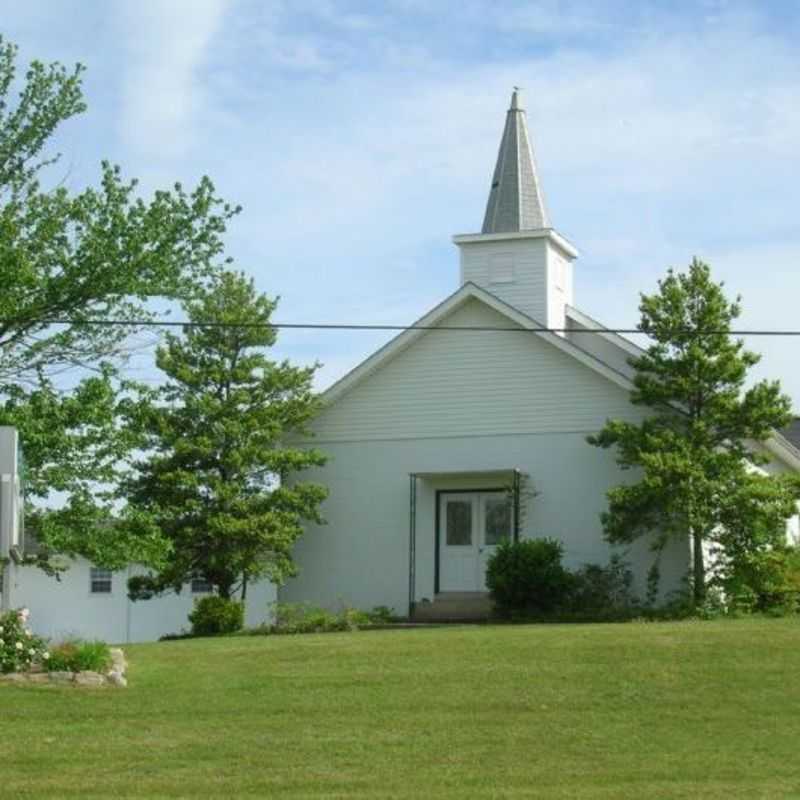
<box><xmin>4</xmin><ymin>619</ymin><xmax>800</xmax><ymax>798</ymax></box>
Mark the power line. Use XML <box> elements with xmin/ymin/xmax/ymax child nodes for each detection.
<box><xmin>24</xmin><ymin>318</ymin><xmax>800</xmax><ymax>336</ymax></box>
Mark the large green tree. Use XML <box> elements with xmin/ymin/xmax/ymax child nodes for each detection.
<box><xmin>0</xmin><ymin>37</ymin><xmax>237</xmax><ymax>565</ymax></box>
<box><xmin>124</xmin><ymin>271</ymin><xmax>327</xmax><ymax>600</ymax></box>
<box><xmin>589</xmin><ymin>258</ymin><xmax>800</xmax><ymax>606</ymax></box>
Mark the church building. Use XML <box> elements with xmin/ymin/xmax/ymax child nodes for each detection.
<box><xmin>280</xmin><ymin>90</ymin><xmax>800</xmax><ymax>619</ymax></box>
<box><xmin>2</xmin><ymin>91</ymin><xmax>799</xmax><ymax>638</ymax></box>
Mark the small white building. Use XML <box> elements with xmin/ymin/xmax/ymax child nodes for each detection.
<box><xmin>0</xmin><ymin>427</ymin><xmax>275</xmax><ymax>642</ymax></box>
<box><xmin>279</xmin><ymin>90</ymin><xmax>800</xmax><ymax>619</ymax></box>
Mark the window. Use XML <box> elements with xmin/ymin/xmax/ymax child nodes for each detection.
<box><xmin>191</xmin><ymin>576</ymin><xmax>213</xmax><ymax>593</ymax></box>
<box><xmin>489</xmin><ymin>253</ymin><xmax>514</xmax><ymax>284</ymax></box>
<box><xmin>484</xmin><ymin>496</ymin><xmax>512</xmax><ymax>545</ymax></box>
<box><xmin>446</xmin><ymin>500</ymin><xmax>473</xmax><ymax>546</ymax></box>
<box><xmin>90</xmin><ymin>567</ymin><xmax>112</xmax><ymax>594</ymax></box>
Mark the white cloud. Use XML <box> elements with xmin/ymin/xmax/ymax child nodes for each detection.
<box><xmin>212</xmin><ymin>11</ymin><xmax>800</xmax><ymax>402</ymax></box>
<box><xmin>7</xmin><ymin>1</ymin><xmax>800</xmax><ymax>407</ymax></box>
<box><xmin>116</xmin><ymin>0</ymin><xmax>230</xmax><ymax>158</ymax></box>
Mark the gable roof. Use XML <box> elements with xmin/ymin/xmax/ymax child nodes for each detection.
<box><xmin>318</xmin><ymin>284</ymin><xmax>800</xmax><ymax>472</ymax></box>
<box><xmin>565</xmin><ymin>308</ymin><xmax>800</xmax><ymax>471</ymax></box>
<box><xmin>781</xmin><ymin>419</ymin><xmax>800</xmax><ymax>451</ymax></box>
<box><xmin>321</xmin><ymin>282</ymin><xmax>634</xmax><ymax>408</ymax></box>
<box><xmin>565</xmin><ymin>304</ymin><xmax>645</xmax><ymax>360</ymax></box>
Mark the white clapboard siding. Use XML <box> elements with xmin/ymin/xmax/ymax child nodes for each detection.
<box><xmin>460</xmin><ymin>237</ymin><xmax>550</xmax><ymax>324</ymax></box>
<box><xmin>312</xmin><ymin>297</ymin><xmax>644</xmax><ymax>442</ymax></box>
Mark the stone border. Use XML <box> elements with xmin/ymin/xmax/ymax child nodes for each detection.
<box><xmin>0</xmin><ymin>647</ymin><xmax>127</xmax><ymax>687</ymax></box>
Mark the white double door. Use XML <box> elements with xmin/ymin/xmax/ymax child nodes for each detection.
<box><xmin>439</xmin><ymin>491</ymin><xmax>513</xmax><ymax>592</ymax></box>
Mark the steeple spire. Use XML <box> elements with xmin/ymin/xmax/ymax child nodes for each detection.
<box><xmin>481</xmin><ymin>89</ymin><xmax>549</xmax><ymax>234</ymax></box>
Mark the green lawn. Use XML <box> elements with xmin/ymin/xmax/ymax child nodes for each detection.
<box><xmin>5</xmin><ymin>619</ymin><xmax>800</xmax><ymax>798</ymax></box>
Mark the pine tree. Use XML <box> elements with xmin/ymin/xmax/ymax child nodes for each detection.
<box><xmin>589</xmin><ymin>258</ymin><xmax>800</xmax><ymax>606</ymax></box>
<box><xmin>124</xmin><ymin>272</ymin><xmax>327</xmax><ymax>600</ymax></box>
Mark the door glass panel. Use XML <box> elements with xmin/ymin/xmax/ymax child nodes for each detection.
<box><xmin>446</xmin><ymin>500</ymin><xmax>472</xmax><ymax>546</ymax></box>
<box><xmin>484</xmin><ymin>496</ymin><xmax>511</xmax><ymax>545</ymax></box>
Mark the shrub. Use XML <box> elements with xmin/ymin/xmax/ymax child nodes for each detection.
<box><xmin>486</xmin><ymin>539</ymin><xmax>574</xmax><ymax>617</ymax></box>
<box><xmin>45</xmin><ymin>641</ymin><xmax>79</xmax><ymax>672</ymax></box>
<box><xmin>269</xmin><ymin>603</ymin><xmax>349</xmax><ymax>634</ymax></box>
<box><xmin>0</xmin><ymin>608</ymin><xmax>49</xmax><ymax>674</ymax></box>
<box><xmin>188</xmin><ymin>596</ymin><xmax>245</xmax><ymax>636</ymax></box>
<box><xmin>46</xmin><ymin>639</ymin><xmax>111</xmax><ymax>673</ymax></box>
<box><xmin>365</xmin><ymin>605</ymin><xmax>398</xmax><ymax>624</ymax></box>
<box><xmin>570</xmin><ymin>556</ymin><xmax>638</xmax><ymax>616</ymax></box>
<box><xmin>723</xmin><ymin>546</ymin><xmax>800</xmax><ymax>615</ymax></box>
<box><xmin>260</xmin><ymin>603</ymin><xmax>399</xmax><ymax>635</ymax></box>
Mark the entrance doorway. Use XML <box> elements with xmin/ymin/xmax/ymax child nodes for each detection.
<box><xmin>438</xmin><ymin>491</ymin><xmax>513</xmax><ymax>592</ymax></box>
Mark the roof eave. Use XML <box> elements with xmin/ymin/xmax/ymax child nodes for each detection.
<box><xmin>452</xmin><ymin>228</ymin><xmax>579</xmax><ymax>259</ymax></box>
<box><xmin>764</xmin><ymin>434</ymin><xmax>800</xmax><ymax>472</ymax></box>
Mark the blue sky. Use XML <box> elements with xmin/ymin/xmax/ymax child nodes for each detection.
<box><xmin>4</xmin><ymin>0</ymin><xmax>800</xmax><ymax>405</ymax></box>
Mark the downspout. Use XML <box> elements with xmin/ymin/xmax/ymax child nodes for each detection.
<box><xmin>125</xmin><ymin>565</ymin><xmax>132</xmax><ymax>644</ymax></box>
<box><xmin>408</xmin><ymin>474</ymin><xmax>417</xmax><ymax>619</ymax></box>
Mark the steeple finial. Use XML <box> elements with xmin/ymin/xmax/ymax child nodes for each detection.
<box><xmin>481</xmin><ymin>89</ymin><xmax>549</xmax><ymax>234</ymax></box>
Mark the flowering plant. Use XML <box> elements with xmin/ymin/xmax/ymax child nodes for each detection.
<box><xmin>0</xmin><ymin>608</ymin><xmax>49</xmax><ymax>674</ymax></box>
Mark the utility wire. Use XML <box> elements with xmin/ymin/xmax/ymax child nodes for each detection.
<box><xmin>22</xmin><ymin>318</ymin><xmax>800</xmax><ymax>336</ymax></box>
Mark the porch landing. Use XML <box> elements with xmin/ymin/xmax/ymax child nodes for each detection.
<box><xmin>412</xmin><ymin>592</ymin><xmax>493</xmax><ymax>622</ymax></box>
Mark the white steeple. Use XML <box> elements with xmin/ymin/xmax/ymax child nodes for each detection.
<box><xmin>453</xmin><ymin>90</ymin><xmax>578</xmax><ymax>332</ymax></box>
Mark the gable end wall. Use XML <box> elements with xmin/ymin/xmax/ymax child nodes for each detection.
<box><xmin>311</xmin><ymin>298</ymin><xmax>644</xmax><ymax>443</ymax></box>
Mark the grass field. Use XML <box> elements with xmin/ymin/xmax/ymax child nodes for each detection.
<box><xmin>4</xmin><ymin>618</ymin><xmax>800</xmax><ymax>798</ymax></box>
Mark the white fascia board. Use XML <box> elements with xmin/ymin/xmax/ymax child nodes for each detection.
<box><xmin>452</xmin><ymin>228</ymin><xmax>579</xmax><ymax>259</ymax></box>
<box><xmin>565</xmin><ymin>305</ymin><xmax>646</xmax><ymax>358</ymax></box>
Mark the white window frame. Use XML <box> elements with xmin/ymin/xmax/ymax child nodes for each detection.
<box><xmin>191</xmin><ymin>576</ymin><xmax>213</xmax><ymax>594</ymax></box>
<box><xmin>90</xmin><ymin>567</ymin><xmax>113</xmax><ymax>595</ymax></box>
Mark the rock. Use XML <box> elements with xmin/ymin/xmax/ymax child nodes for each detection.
<box><xmin>0</xmin><ymin>672</ymin><xmax>27</xmax><ymax>683</ymax></box>
<box><xmin>27</xmin><ymin>673</ymin><xmax>50</xmax><ymax>684</ymax></box>
<box><xmin>74</xmin><ymin>671</ymin><xmax>106</xmax><ymax>687</ymax></box>
<box><xmin>48</xmin><ymin>671</ymin><xmax>75</xmax><ymax>685</ymax></box>
<box><xmin>106</xmin><ymin>670</ymin><xmax>127</xmax><ymax>687</ymax></box>
<box><xmin>109</xmin><ymin>648</ymin><xmax>127</xmax><ymax>673</ymax></box>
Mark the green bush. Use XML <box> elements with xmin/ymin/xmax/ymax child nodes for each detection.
<box><xmin>570</xmin><ymin>556</ymin><xmax>638</xmax><ymax>616</ymax></box>
<box><xmin>486</xmin><ymin>539</ymin><xmax>574</xmax><ymax>617</ymax></box>
<box><xmin>0</xmin><ymin>608</ymin><xmax>49</xmax><ymax>674</ymax></box>
<box><xmin>723</xmin><ymin>546</ymin><xmax>800</xmax><ymax>615</ymax></box>
<box><xmin>46</xmin><ymin>639</ymin><xmax>111</xmax><ymax>673</ymax></box>
<box><xmin>259</xmin><ymin>603</ymin><xmax>399</xmax><ymax>635</ymax></box>
<box><xmin>269</xmin><ymin>603</ymin><xmax>350</xmax><ymax>634</ymax></box>
<box><xmin>189</xmin><ymin>596</ymin><xmax>245</xmax><ymax>636</ymax></box>
<box><xmin>365</xmin><ymin>605</ymin><xmax>398</xmax><ymax>624</ymax></box>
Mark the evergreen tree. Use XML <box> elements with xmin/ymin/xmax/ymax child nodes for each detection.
<box><xmin>589</xmin><ymin>258</ymin><xmax>800</xmax><ymax>606</ymax></box>
<box><xmin>124</xmin><ymin>272</ymin><xmax>327</xmax><ymax>600</ymax></box>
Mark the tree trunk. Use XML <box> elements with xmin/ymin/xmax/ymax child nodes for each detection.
<box><xmin>241</xmin><ymin>571</ymin><xmax>248</xmax><ymax>602</ymax></box>
<box><xmin>692</xmin><ymin>528</ymin><xmax>706</xmax><ymax>607</ymax></box>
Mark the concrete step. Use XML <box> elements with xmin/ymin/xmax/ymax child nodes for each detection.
<box><xmin>412</xmin><ymin>592</ymin><xmax>493</xmax><ymax>622</ymax></box>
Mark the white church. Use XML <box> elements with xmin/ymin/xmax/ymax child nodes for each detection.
<box><xmin>2</xmin><ymin>91</ymin><xmax>799</xmax><ymax>638</ymax></box>
<box><xmin>279</xmin><ymin>90</ymin><xmax>800</xmax><ymax>620</ymax></box>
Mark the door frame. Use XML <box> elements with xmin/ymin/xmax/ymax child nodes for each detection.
<box><xmin>434</xmin><ymin>487</ymin><xmax>513</xmax><ymax>594</ymax></box>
